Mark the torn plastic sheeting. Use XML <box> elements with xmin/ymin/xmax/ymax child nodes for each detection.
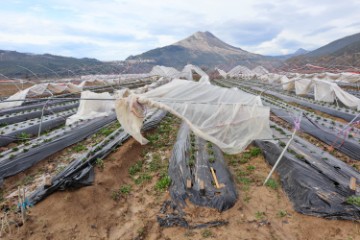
<box><xmin>168</xmin><ymin>122</ymin><xmax>237</xmax><ymax>212</ymax></box>
<box><xmin>271</xmin><ymin>108</ymin><xmax>360</xmax><ymax>160</ymax></box>
<box><xmin>28</xmin><ymin>110</ymin><xmax>167</xmax><ymax>205</ymax></box>
<box><xmin>115</xmin><ymin>79</ymin><xmax>272</xmax><ymax>154</ymax></box>
<box><xmin>66</xmin><ymin>91</ymin><xmax>115</xmax><ymax>125</ymax></box>
<box><xmin>254</xmin><ymin>140</ymin><xmax>360</xmax><ymax>220</ymax></box>
<box><xmin>0</xmin><ymin>114</ymin><xmax>117</xmax><ymax>181</ymax></box>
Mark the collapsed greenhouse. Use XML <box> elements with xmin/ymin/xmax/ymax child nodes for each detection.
<box><xmin>0</xmin><ymin>64</ymin><xmax>360</xmax><ymax>238</ymax></box>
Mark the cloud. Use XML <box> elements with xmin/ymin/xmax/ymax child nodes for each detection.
<box><xmin>216</xmin><ymin>20</ymin><xmax>282</xmax><ymax>46</ymax></box>
<box><xmin>305</xmin><ymin>26</ymin><xmax>337</xmax><ymax>36</ymax></box>
<box><xmin>0</xmin><ymin>0</ymin><xmax>359</xmax><ymax>60</ymax></box>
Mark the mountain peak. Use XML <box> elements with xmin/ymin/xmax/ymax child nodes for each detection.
<box><xmin>174</xmin><ymin>31</ymin><xmax>248</xmax><ymax>54</ymax></box>
<box><xmin>126</xmin><ymin>30</ymin><xmax>282</xmax><ymax>70</ymax></box>
<box><xmin>191</xmin><ymin>31</ymin><xmax>215</xmax><ymax>39</ymax></box>
<box><xmin>294</xmin><ymin>48</ymin><xmax>308</xmax><ymax>55</ymax></box>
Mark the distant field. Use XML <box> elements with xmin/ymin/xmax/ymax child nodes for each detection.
<box><xmin>0</xmin><ymin>81</ymin><xmax>33</xmax><ymax>97</ymax></box>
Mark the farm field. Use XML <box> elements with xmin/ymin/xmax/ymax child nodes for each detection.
<box><xmin>0</xmin><ymin>69</ymin><xmax>359</xmax><ymax>240</ymax></box>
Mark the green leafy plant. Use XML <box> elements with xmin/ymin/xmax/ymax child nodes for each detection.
<box><xmin>265</xmin><ymin>178</ymin><xmax>279</xmax><ymax>190</ymax></box>
<box><xmin>246</xmin><ymin>165</ymin><xmax>256</xmax><ymax>171</ymax></box>
<box><xmin>250</xmin><ymin>147</ymin><xmax>261</xmax><ymax>157</ymax></box>
<box><xmin>73</xmin><ymin>144</ymin><xmax>87</xmax><ymax>152</ymax></box>
<box><xmin>277</xmin><ymin>210</ymin><xmax>288</xmax><ymax>218</ymax></box>
<box><xmin>201</xmin><ymin>229</ymin><xmax>213</xmax><ymax>238</ymax></box>
<box><xmin>346</xmin><ymin>196</ymin><xmax>360</xmax><ymax>206</ymax></box>
<box><xmin>17</xmin><ymin>132</ymin><xmax>31</xmax><ymax>142</ymax></box>
<box><xmin>95</xmin><ymin>158</ymin><xmax>104</xmax><ymax>170</ymax></box>
<box><xmin>129</xmin><ymin>161</ymin><xmax>143</xmax><ymax>175</ymax></box>
<box><xmin>155</xmin><ymin>175</ymin><xmax>171</xmax><ymax>191</ymax></box>
<box><xmin>119</xmin><ymin>184</ymin><xmax>132</xmax><ymax>195</ymax></box>
<box><xmin>134</xmin><ymin>173</ymin><xmax>152</xmax><ymax>185</ymax></box>
<box><xmin>255</xmin><ymin>211</ymin><xmax>265</xmax><ymax>220</ymax></box>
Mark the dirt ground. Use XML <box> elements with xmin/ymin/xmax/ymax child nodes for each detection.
<box><xmin>2</xmin><ymin>118</ymin><xmax>360</xmax><ymax>240</ymax></box>
<box><xmin>0</xmin><ymin>82</ymin><xmax>34</xmax><ymax>97</ymax></box>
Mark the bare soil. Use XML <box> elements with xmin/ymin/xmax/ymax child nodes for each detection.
<box><xmin>3</xmin><ymin>146</ymin><xmax>359</xmax><ymax>239</ymax></box>
<box><xmin>0</xmin><ymin>83</ymin><xmax>34</xmax><ymax>97</ymax></box>
<box><xmin>2</xmin><ymin>117</ymin><xmax>360</xmax><ymax>240</ymax></box>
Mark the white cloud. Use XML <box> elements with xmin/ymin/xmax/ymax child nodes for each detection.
<box><xmin>0</xmin><ymin>0</ymin><xmax>359</xmax><ymax>60</ymax></box>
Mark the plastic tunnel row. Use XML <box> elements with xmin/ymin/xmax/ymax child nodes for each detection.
<box><xmin>28</xmin><ymin>110</ymin><xmax>167</xmax><ymax>205</ymax></box>
<box><xmin>254</xmin><ymin>140</ymin><xmax>360</xmax><ymax>220</ymax></box>
<box><xmin>217</xmin><ymin>78</ymin><xmax>360</xmax><ymax>123</ymax></box>
<box><xmin>0</xmin><ymin>101</ymin><xmax>79</xmax><ymax>126</ymax></box>
<box><xmin>271</xmin><ymin>107</ymin><xmax>360</xmax><ymax>160</ymax></box>
<box><xmin>0</xmin><ymin>114</ymin><xmax>117</xmax><ymax>182</ymax></box>
<box><xmin>168</xmin><ymin>122</ymin><xmax>237</xmax><ymax>211</ymax></box>
<box><xmin>0</xmin><ymin>109</ymin><xmax>76</xmax><ymax>147</ymax></box>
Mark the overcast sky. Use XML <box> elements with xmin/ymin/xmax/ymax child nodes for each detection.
<box><xmin>0</xmin><ymin>0</ymin><xmax>359</xmax><ymax>61</ymax></box>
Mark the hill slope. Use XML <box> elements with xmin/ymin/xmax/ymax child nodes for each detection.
<box><xmin>126</xmin><ymin>31</ymin><xmax>282</xmax><ymax>70</ymax></box>
<box><xmin>0</xmin><ymin>50</ymin><xmax>110</xmax><ymax>79</ymax></box>
<box><xmin>287</xmin><ymin>32</ymin><xmax>360</xmax><ymax>69</ymax></box>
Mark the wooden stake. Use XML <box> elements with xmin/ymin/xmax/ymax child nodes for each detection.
<box><xmin>349</xmin><ymin>177</ymin><xmax>356</xmax><ymax>191</ymax></box>
<box><xmin>199</xmin><ymin>180</ymin><xmax>205</xmax><ymax>196</ymax></box>
<box><xmin>186</xmin><ymin>179</ymin><xmax>192</xmax><ymax>189</ymax></box>
<box><xmin>210</xmin><ymin>167</ymin><xmax>220</xmax><ymax>189</ymax></box>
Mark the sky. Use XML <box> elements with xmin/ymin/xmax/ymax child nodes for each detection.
<box><xmin>0</xmin><ymin>0</ymin><xmax>359</xmax><ymax>61</ymax></box>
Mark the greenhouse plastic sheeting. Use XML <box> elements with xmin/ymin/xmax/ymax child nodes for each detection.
<box><xmin>0</xmin><ymin>88</ymin><xmax>30</xmax><ymax>110</ymax></box>
<box><xmin>0</xmin><ymin>102</ymin><xmax>79</xmax><ymax>125</ymax></box>
<box><xmin>0</xmin><ymin>99</ymin><xmax>73</xmax><ymax>115</ymax></box>
<box><xmin>0</xmin><ymin>114</ymin><xmax>117</xmax><ymax>181</ymax></box>
<box><xmin>255</xmin><ymin>140</ymin><xmax>360</xmax><ymax>220</ymax></box>
<box><xmin>262</xmin><ymin>89</ymin><xmax>359</xmax><ymax>122</ymax></box>
<box><xmin>28</xmin><ymin>110</ymin><xmax>167</xmax><ymax>205</ymax></box>
<box><xmin>271</xmin><ymin>108</ymin><xmax>360</xmax><ymax>160</ymax></box>
<box><xmin>168</xmin><ymin>123</ymin><xmax>237</xmax><ymax>212</ymax></box>
<box><xmin>115</xmin><ymin>79</ymin><xmax>272</xmax><ymax>154</ymax></box>
<box><xmin>0</xmin><ymin>112</ymin><xmax>73</xmax><ymax>147</ymax></box>
<box><xmin>66</xmin><ymin>91</ymin><xmax>115</xmax><ymax>125</ymax></box>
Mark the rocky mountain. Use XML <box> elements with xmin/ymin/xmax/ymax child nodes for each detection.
<box><xmin>126</xmin><ymin>31</ymin><xmax>282</xmax><ymax>71</ymax></box>
<box><xmin>286</xmin><ymin>32</ymin><xmax>360</xmax><ymax>69</ymax></box>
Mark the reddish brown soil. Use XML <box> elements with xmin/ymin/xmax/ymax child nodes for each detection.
<box><xmin>0</xmin><ymin>83</ymin><xmax>34</xmax><ymax>97</ymax></box>
<box><xmin>3</xmin><ymin>138</ymin><xmax>359</xmax><ymax>240</ymax></box>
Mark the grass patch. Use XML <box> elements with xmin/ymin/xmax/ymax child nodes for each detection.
<box><xmin>111</xmin><ymin>184</ymin><xmax>132</xmax><ymax>201</ymax></box>
<box><xmin>99</xmin><ymin>127</ymin><xmax>113</xmax><ymax>136</ymax></box>
<box><xmin>129</xmin><ymin>161</ymin><xmax>143</xmax><ymax>175</ymax></box>
<box><xmin>265</xmin><ymin>178</ymin><xmax>279</xmax><ymax>190</ymax></box>
<box><xmin>155</xmin><ymin>175</ymin><xmax>171</xmax><ymax>191</ymax></box>
<box><xmin>246</xmin><ymin>165</ymin><xmax>256</xmax><ymax>171</ymax></box>
<box><xmin>249</xmin><ymin>147</ymin><xmax>261</xmax><ymax>157</ymax></box>
<box><xmin>134</xmin><ymin>173</ymin><xmax>152</xmax><ymax>185</ymax></box>
<box><xmin>73</xmin><ymin>144</ymin><xmax>88</xmax><ymax>153</ymax></box>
